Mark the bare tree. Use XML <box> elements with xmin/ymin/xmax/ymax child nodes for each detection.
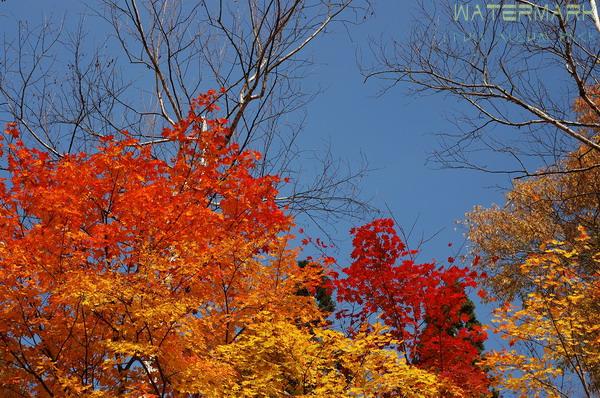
<box><xmin>0</xmin><ymin>0</ymin><xmax>373</xmax><ymax>226</ymax></box>
<box><xmin>364</xmin><ymin>0</ymin><xmax>600</xmax><ymax>178</ymax></box>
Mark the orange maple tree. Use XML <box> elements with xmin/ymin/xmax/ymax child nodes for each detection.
<box><xmin>0</xmin><ymin>92</ymin><xmax>326</xmax><ymax>396</ymax></box>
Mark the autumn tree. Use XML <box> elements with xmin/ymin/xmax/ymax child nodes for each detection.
<box><xmin>483</xmin><ymin>232</ymin><xmax>600</xmax><ymax>397</ymax></box>
<box><xmin>334</xmin><ymin>218</ymin><xmax>491</xmax><ymax>397</ymax></box>
<box><xmin>0</xmin><ymin>93</ymin><xmax>324</xmax><ymax>396</ymax></box>
<box><xmin>466</xmin><ymin>87</ymin><xmax>600</xmax><ymax>396</ymax></box>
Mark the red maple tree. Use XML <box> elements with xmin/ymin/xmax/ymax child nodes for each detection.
<box><xmin>335</xmin><ymin>218</ymin><xmax>490</xmax><ymax>395</ymax></box>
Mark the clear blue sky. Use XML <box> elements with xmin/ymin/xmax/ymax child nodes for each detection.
<box><xmin>298</xmin><ymin>3</ymin><xmax>512</xmax><ymax>255</ymax></box>
<box><xmin>1</xmin><ymin>1</ymin><xmax>517</xmax><ymax>348</ymax></box>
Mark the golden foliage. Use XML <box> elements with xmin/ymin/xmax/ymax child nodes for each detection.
<box><xmin>216</xmin><ymin>314</ymin><xmax>447</xmax><ymax>397</ymax></box>
<box><xmin>484</xmin><ymin>233</ymin><xmax>600</xmax><ymax>397</ymax></box>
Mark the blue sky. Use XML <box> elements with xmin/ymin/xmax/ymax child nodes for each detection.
<box><xmin>298</xmin><ymin>4</ymin><xmax>512</xmax><ymax>254</ymax></box>
<box><xmin>1</xmin><ymin>1</ymin><xmax>515</xmax><ymax>347</ymax></box>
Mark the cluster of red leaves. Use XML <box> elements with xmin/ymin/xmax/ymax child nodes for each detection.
<box><xmin>4</xmin><ymin>91</ymin><xmax>288</xmax><ymax>257</ymax></box>
<box><xmin>335</xmin><ymin>219</ymin><xmax>490</xmax><ymax>396</ymax></box>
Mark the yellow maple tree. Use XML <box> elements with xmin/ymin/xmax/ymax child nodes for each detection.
<box><xmin>484</xmin><ymin>230</ymin><xmax>600</xmax><ymax>397</ymax></box>
<box><xmin>215</xmin><ymin>314</ymin><xmax>447</xmax><ymax>397</ymax></box>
